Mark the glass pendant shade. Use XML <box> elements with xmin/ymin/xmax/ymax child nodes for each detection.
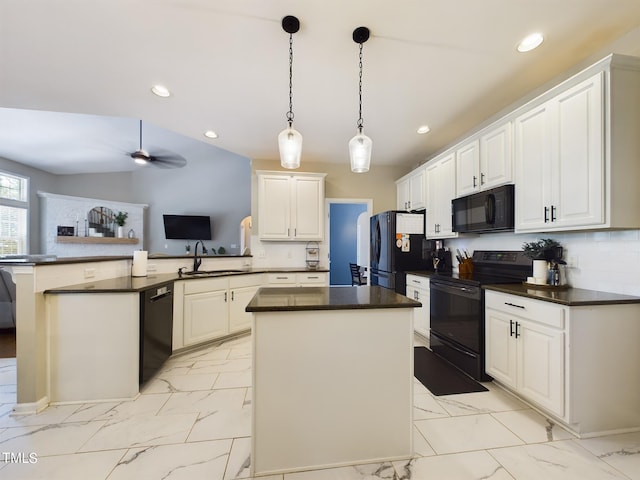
<box><xmin>349</xmin><ymin>130</ymin><xmax>372</xmax><ymax>173</ymax></box>
<box><xmin>278</xmin><ymin>126</ymin><xmax>303</xmax><ymax>169</ymax></box>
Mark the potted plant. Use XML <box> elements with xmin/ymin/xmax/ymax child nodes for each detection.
<box><xmin>115</xmin><ymin>211</ymin><xmax>128</xmax><ymax>238</ymax></box>
<box><xmin>522</xmin><ymin>238</ymin><xmax>562</xmax><ymax>282</ymax></box>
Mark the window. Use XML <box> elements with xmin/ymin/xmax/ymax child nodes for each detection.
<box><xmin>0</xmin><ymin>171</ymin><xmax>28</xmax><ymax>255</ymax></box>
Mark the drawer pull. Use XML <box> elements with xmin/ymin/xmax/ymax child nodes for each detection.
<box><xmin>275</xmin><ymin>276</ymin><xmax>289</xmax><ymax>280</ymax></box>
<box><xmin>306</xmin><ymin>276</ymin><xmax>319</xmax><ymax>279</ymax></box>
<box><xmin>505</xmin><ymin>302</ymin><xmax>525</xmax><ymax>309</ymax></box>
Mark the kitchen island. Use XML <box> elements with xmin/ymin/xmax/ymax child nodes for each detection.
<box><xmin>246</xmin><ymin>285</ymin><xmax>420</xmax><ymax>476</ymax></box>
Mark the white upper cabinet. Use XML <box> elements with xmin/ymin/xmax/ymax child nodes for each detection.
<box><xmin>396</xmin><ymin>166</ymin><xmax>426</xmax><ymax>211</ymax></box>
<box><xmin>514</xmin><ymin>55</ymin><xmax>640</xmax><ymax>233</ymax></box>
<box><xmin>258</xmin><ymin>171</ymin><xmax>326</xmax><ymax>241</ymax></box>
<box><xmin>426</xmin><ymin>153</ymin><xmax>457</xmax><ymax>239</ymax></box>
<box><xmin>480</xmin><ymin>121</ymin><xmax>513</xmax><ymax>190</ymax></box>
<box><xmin>402</xmin><ymin>54</ymin><xmax>640</xmax><ymax>234</ymax></box>
<box><xmin>456</xmin><ymin>122</ymin><xmax>513</xmax><ymax>197</ymax></box>
<box><xmin>455</xmin><ymin>139</ymin><xmax>480</xmax><ymax>196</ymax></box>
<box><xmin>515</xmin><ymin>72</ymin><xmax>604</xmax><ymax>232</ymax></box>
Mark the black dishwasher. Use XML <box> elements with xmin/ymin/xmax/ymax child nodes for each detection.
<box><xmin>140</xmin><ymin>281</ymin><xmax>174</xmax><ymax>384</ymax></box>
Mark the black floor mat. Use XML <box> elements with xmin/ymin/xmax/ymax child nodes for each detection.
<box><xmin>414</xmin><ymin>346</ymin><xmax>488</xmax><ymax>396</ymax></box>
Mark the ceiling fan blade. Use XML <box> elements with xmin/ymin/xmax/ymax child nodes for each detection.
<box><xmin>148</xmin><ymin>152</ymin><xmax>187</xmax><ymax>169</ymax></box>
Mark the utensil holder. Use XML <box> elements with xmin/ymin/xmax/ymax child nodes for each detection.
<box><xmin>458</xmin><ymin>258</ymin><xmax>474</xmax><ymax>275</ymax></box>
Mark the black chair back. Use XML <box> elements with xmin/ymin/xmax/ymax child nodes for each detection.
<box><xmin>349</xmin><ymin>263</ymin><xmax>365</xmax><ymax>286</ymax></box>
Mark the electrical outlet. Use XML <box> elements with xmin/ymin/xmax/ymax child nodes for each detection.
<box><xmin>84</xmin><ymin>268</ymin><xmax>96</xmax><ymax>279</ymax></box>
<box><xmin>147</xmin><ymin>263</ymin><xmax>157</xmax><ymax>272</ymax></box>
<box><xmin>164</xmin><ymin>244</ymin><xmax>168</xmax><ymax>249</ymax></box>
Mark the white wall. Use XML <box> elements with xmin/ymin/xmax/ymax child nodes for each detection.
<box><xmin>38</xmin><ymin>192</ymin><xmax>146</xmax><ymax>257</ymax></box>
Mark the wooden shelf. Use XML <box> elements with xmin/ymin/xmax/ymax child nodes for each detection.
<box><xmin>56</xmin><ymin>236</ymin><xmax>139</xmax><ymax>244</ymax></box>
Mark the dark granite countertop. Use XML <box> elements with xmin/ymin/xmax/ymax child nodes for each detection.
<box><xmin>0</xmin><ymin>254</ymin><xmax>252</xmax><ymax>266</ymax></box>
<box><xmin>44</xmin><ymin>267</ymin><xmax>329</xmax><ymax>294</ymax></box>
<box><xmin>405</xmin><ymin>270</ymin><xmax>437</xmax><ymax>278</ymax></box>
<box><xmin>484</xmin><ymin>283</ymin><xmax>640</xmax><ymax>306</ymax></box>
<box><xmin>245</xmin><ymin>286</ymin><xmax>421</xmax><ymax>312</ymax></box>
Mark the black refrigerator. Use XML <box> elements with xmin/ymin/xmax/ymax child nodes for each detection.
<box><xmin>370</xmin><ymin>211</ymin><xmax>433</xmax><ymax>295</ymax></box>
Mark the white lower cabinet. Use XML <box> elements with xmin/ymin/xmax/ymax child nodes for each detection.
<box><xmin>229</xmin><ymin>274</ymin><xmax>263</xmax><ymax>333</ymax></box>
<box><xmin>406</xmin><ymin>274</ymin><xmax>430</xmax><ymax>338</ymax></box>
<box><xmin>176</xmin><ymin>272</ymin><xmax>328</xmax><ymax>350</ymax></box>
<box><xmin>485</xmin><ymin>302</ymin><xmax>564</xmax><ymax>417</ymax></box>
<box><xmin>181</xmin><ymin>274</ymin><xmax>263</xmax><ymax>347</ymax></box>
<box><xmin>297</xmin><ymin>272</ymin><xmax>328</xmax><ymax>286</ymax></box>
<box><xmin>266</xmin><ymin>272</ymin><xmax>328</xmax><ymax>287</ymax></box>
<box><xmin>183</xmin><ymin>278</ymin><xmax>230</xmax><ymax>347</ymax></box>
<box><xmin>485</xmin><ymin>290</ymin><xmax>640</xmax><ymax>436</ymax></box>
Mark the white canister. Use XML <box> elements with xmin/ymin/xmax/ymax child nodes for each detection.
<box><xmin>132</xmin><ymin>250</ymin><xmax>148</xmax><ymax>277</ymax></box>
<box><xmin>532</xmin><ymin>259</ymin><xmax>548</xmax><ymax>284</ymax></box>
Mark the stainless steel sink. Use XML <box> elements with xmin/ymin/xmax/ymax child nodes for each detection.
<box><xmin>182</xmin><ymin>269</ymin><xmax>247</xmax><ymax>277</ymax></box>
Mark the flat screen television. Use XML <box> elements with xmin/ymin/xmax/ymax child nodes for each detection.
<box><xmin>163</xmin><ymin>214</ymin><xmax>212</xmax><ymax>240</ymax></box>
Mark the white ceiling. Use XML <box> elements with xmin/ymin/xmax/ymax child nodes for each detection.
<box><xmin>1</xmin><ymin>0</ymin><xmax>640</xmax><ymax>175</ymax></box>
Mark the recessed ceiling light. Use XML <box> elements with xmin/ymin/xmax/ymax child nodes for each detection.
<box><xmin>151</xmin><ymin>85</ymin><xmax>171</xmax><ymax>97</ymax></box>
<box><xmin>517</xmin><ymin>33</ymin><xmax>544</xmax><ymax>53</ymax></box>
<box><xmin>417</xmin><ymin>125</ymin><xmax>431</xmax><ymax>134</ymax></box>
<box><xmin>204</xmin><ymin>130</ymin><xmax>219</xmax><ymax>139</ymax></box>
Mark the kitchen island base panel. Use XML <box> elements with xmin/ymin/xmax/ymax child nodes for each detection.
<box><xmin>47</xmin><ymin>293</ymin><xmax>139</xmax><ymax>403</ymax></box>
<box><xmin>251</xmin><ymin>308</ymin><xmax>414</xmax><ymax>476</ymax></box>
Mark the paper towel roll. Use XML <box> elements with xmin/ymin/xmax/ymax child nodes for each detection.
<box><xmin>132</xmin><ymin>250</ymin><xmax>148</xmax><ymax>277</ymax></box>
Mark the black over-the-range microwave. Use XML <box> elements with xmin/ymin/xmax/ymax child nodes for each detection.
<box><xmin>451</xmin><ymin>184</ymin><xmax>515</xmax><ymax>233</ymax></box>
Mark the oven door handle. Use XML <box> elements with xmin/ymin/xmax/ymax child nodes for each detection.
<box><xmin>431</xmin><ymin>281</ymin><xmax>480</xmax><ymax>299</ymax></box>
<box><xmin>437</xmin><ymin>337</ymin><xmax>477</xmax><ymax>358</ymax></box>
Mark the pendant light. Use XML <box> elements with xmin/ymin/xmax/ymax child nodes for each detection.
<box><xmin>349</xmin><ymin>26</ymin><xmax>372</xmax><ymax>173</ymax></box>
<box><xmin>278</xmin><ymin>15</ymin><xmax>302</xmax><ymax>169</ymax></box>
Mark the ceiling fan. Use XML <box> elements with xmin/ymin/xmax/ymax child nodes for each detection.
<box><xmin>130</xmin><ymin>120</ymin><xmax>187</xmax><ymax>169</ymax></box>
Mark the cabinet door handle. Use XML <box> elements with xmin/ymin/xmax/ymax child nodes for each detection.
<box><xmin>551</xmin><ymin>205</ymin><xmax>557</xmax><ymax>222</ymax></box>
<box><xmin>231</xmin><ymin>291</ymin><xmax>234</xmax><ymax>301</ymax></box>
<box><xmin>505</xmin><ymin>302</ymin><xmax>525</xmax><ymax>309</ymax></box>
<box><xmin>473</xmin><ymin>175</ymin><xmax>477</xmax><ymax>188</ymax></box>
<box><xmin>544</xmin><ymin>206</ymin><xmax>549</xmax><ymax>223</ymax></box>
<box><xmin>515</xmin><ymin>321</ymin><xmax>521</xmax><ymax>339</ymax></box>
<box><xmin>287</xmin><ymin>228</ymin><xmax>290</xmax><ymax>236</ymax></box>
<box><xmin>509</xmin><ymin>319</ymin><xmax>514</xmax><ymax>337</ymax></box>
<box><xmin>224</xmin><ymin>292</ymin><xmax>228</xmax><ymax>302</ymax></box>
<box><xmin>481</xmin><ymin>173</ymin><xmax>485</xmax><ymax>185</ymax></box>
<box><xmin>408</xmin><ymin>201</ymin><xmax>411</xmax><ymax>209</ymax></box>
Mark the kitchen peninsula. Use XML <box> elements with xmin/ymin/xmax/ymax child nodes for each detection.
<box><xmin>1</xmin><ymin>254</ymin><xmax>328</xmax><ymax>413</ymax></box>
<box><xmin>246</xmin><ymin>286</ymin><xmax>420</xmax><ymax>476</ymax></box>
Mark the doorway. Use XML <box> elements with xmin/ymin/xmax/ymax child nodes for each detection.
<box><xmin>326</xmin><ymin>199</ymin><xmax>372</xmax><ymax>286</ymax></box>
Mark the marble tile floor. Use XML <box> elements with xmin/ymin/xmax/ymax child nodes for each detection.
<box><xmin>0</xmin><ymin>335</ymin><xmax>639</xmax><ymax>479</ymax></box>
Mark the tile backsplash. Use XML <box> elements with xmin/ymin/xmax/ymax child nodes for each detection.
<box><xmin>446</xmin><ymin>229</ymin><xmax>640</xmax><ymax>296</ymax></box>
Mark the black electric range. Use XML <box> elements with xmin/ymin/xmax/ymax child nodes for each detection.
<box><xmin>429</xmin><ymin>250</ymin><xmax>532</xmax><ymax>381</ymax></box>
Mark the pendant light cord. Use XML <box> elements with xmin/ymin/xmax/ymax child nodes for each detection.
<box><xmin>286</xmin><ymin>33</ymin><xmax>295</xmax><ymax>128</ymax></box>
<box><xmin>357</xmin><ymin>42</ymin><xmax>364</xmax><ymax>132</ymax></box>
